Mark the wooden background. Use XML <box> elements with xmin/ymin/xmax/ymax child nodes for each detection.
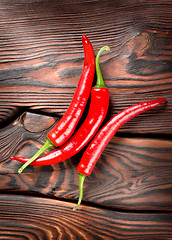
<box><xmin>0</xmin><ymin>0</ymin><xmax>172</xmax><ymax>239</ymax></box>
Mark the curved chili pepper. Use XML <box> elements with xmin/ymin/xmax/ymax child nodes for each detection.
<box><xmin>11</xmin><ymin>46</ymin><xmax>110</xmax><ymax>167</ymax></box>
<box><xmin>73</xmin><ymin>97</ymin><xmax>167</xmax><ymax>210</ymax></box>
<box><xmin>17</xmin><ymin>35</ymin><xmax>95</xmax><ymax>174</ymax></box>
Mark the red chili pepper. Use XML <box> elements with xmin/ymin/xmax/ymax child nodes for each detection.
<box><xmin>16</xmin><ymin>35</ymin><xmax>95</xmax><ymax>174</ymax></box>
<box><xmin>73</xmin><ymin>97</ymin><xmax>167</xmax><ymax>210</ymax></box>
<box><xmin>10</xmin><ymin>46</ymin><xmax>110</xmax><ymax>167</ymax></box>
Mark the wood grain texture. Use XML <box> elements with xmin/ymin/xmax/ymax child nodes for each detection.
<box><xmin>0</xmin><ymin>114</ymin><xmax>172</xmax><ymax>211</ymax></box>
<box><xmin>0</xmin><ymin>0</ymin><xmax>171</xmax><ymax>133</ymax></box>
<box><xmin>0</xmin><ymin>1</ymin><xmax>172</xmax><ymax>238</ymax></box>
<box><xmin>0</xmin><ymin>194</ymin><xmax>172</xmax><ymax>240</ymax></box>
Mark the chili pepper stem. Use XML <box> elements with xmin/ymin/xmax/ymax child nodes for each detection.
<box><xmin>73</xmin><ymin>46</ymin><xmax>110</xmax><ymax>210</ymax></box>
<box><xmin>94</xmin><ymin>46</ymin><xmax>110</xmax><ymax>88</ymax></box>
<box><xmin>73</xmin><ymin>173</ymin><xmax>86</xmax><ymax>210</ymax></box>
<box><xmin>18</xmin><ymin>138</ymin><xmax>53</xmax><ymax>174</ymax></box>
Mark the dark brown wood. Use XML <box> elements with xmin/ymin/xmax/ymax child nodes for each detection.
<box><xmin>0</xmin><ymin>0</ymin><xmax>172</xmax><ymax>238</ymax></box>
<box><xmin>0</xmin><ymin>194</ymin><xmax>172</xmax><ymax>240</ymax></box>
<box><xmin>0</xmin><ymin>115</ymin><xmax>172</xmax><ymax>211</ymax></box>
<box><xmin>0</xmin><ymin>0</ymin><xmax>171</xmax><ymax>133</ymax></box>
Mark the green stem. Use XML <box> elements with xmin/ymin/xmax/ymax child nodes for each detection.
<box><xmin>73</xmin><ymin>173</ymin><xmax>86</xmax><ymax>210</ymax></box>
<box><xmin>94</xmin><ymin>46</ymin><xmax>110</xmax><ymax>88</ymax></box>
<box><xmin>18</xmin><ymin>138</ymin><xmax>54</xmax><ymax>174</ymax></box>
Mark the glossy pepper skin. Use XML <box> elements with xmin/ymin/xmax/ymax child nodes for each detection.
<box><xmin>10</xmin><ymin>89</ymin><xmax>109</xmax><ymax>166</ymax></box>
<box><xmin>11</xmin><ymin>46</ymin><xmax>110</xmax><ymax>167</ymax></box>
<box><xmin>73</xmin><ymin>98</ymin><xmax>167</xmax><ymax>210</ymax></box>
<box><xmin>48</xmin><ymin>35</ymin><xmax>95</xmax><ymax>147</ymax></box>
<box><xmin>16</xmin><ymin>34</ymin><xmax>95</xmax><ymax>174</ymax></box>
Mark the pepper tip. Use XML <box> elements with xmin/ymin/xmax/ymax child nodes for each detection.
<box><xmin>82</xmin><ymin>34</ymin><xmax>89</xmax><ymax>44</ymax></box>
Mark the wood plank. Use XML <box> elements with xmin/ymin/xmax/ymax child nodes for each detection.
<box><xmin>0</xmin><ymin>194</ymin><xmax>172</xmax><ymax>240</ymax></box>
<box><xmin>0</xmin><ymin>0</ymin><xmax>171</xmax><ymax>133</ymax></box>
<box><xmin>0</xmin><ymin>115</ymin><xmax>172</xmax><ymax>210</ymax></box>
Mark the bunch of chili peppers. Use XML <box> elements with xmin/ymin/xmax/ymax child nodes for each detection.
<box><xmin>11</xmin><ymin>35</ymin><xmax>167</xmax><ymax>210</ymax></box>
